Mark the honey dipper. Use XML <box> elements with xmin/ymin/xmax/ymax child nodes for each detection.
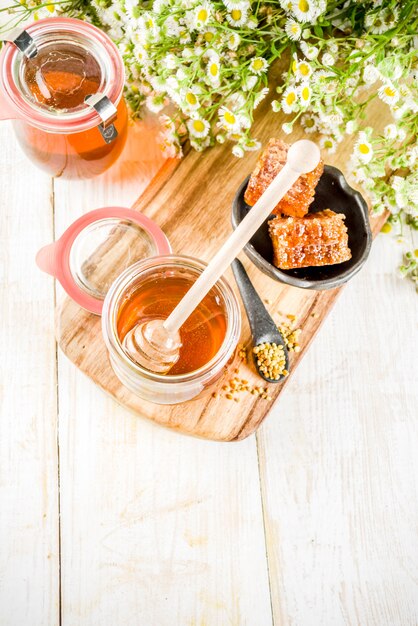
<box><xmin>123</xmin><ymin>140</ymin><xmax>320</xmax><ymax>374</ymax></box>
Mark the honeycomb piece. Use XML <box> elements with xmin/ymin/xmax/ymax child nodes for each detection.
<box><xmin>244</xmin><ymin>139</ymin><xmax>324</xmax><ymax>218</ymax></box>
<box><xmin>269</xmin><ymin>209</ymin><xmax>352</xmax><ymax>269</ymax></box>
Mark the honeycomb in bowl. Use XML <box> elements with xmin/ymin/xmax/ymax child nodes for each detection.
<box><xmin>244</xmin><ymin>138</ymin><xmax>324</xmax><ymax>218</ymax></box>
<box><xmin>268</xmin><ymin>209</ymin><xmax>352</xmax><ymax>270</ymax></box>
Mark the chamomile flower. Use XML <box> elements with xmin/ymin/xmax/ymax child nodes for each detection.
<box><xmin>322</xmin><ymin>52</ymin><xmax>335</xmax><ymax>67</ymax></box>
<box><xmin>243</xmin><ymin>138</ymin><xmax>262</xmax><ymax>151</ymax></box>
<box><xmin>232</xmin><ymin>144</ymin><xmax>245</xmax><ymax>158</ymax></box>
<box><xmin>226</xmin><ymin>6</ymin><xmax>249</xmax><ymax>27</ymax></box>
<box><xmin>295</xmin><ymin>60</ymin><xmax>312</xmax><ymax>80</ymax></box>
<box><xmin>300</xmin><ymin>41</ymin><xmax>319</xmax><ymax>59</ymax></box>
<box><xmin>253</xmin><ymin>87</ymin><xmax>269</xmax><ymax>108</ymax></box>
<box><xmin>301</xmin><ymin>113</ymin><xmax>317</xmax><ymax>132</ymax></box>
<box><xmin>182</xmin><ymin>88</ymin><xmax>201</xmax><ymax>111</ymax></box>
<box><xmin>218</xmin><ymin>106</ymin><xmax>242</xmax><ymax>133</ymax></box>
<box><xmin>397</xmin><ymin>128</ymin><xmax>407</xmax><ymax>142</ymax></box>
<box><xmin>378</xmin><ymin>82</ymin><xmax>399</xmax><ymax>106</ymax></box>
<box><xmin>194</xmin><ymin>2</ymin><xmax>211</xmax><ymax>30</ymax></box>
<box><xmin>320</xmin><ymin>135</ymin><xmax>337</xmax><ymax>154</ymax></box>
<box><xmin>243</xmin><ymin>75</ymin><xmax>258</xmax><ymax>91</ymax></box>
<box><xmin>227</xmin><ymin>91</ymin><xmax>246</xmax><ymax>110</ymax></box>
<box><xmin>345</xmin><ymin>120</ymin><xmax>357</xmax><ymax>135</ymax></box>
<box><xmin>299</xmin><ymin>83</ymin><xmax>312</xmax><ymax>107</ymax></box>
<box><xmin>187</xmin><ymin>116</ymin><xmax>210</xmax><ymax>138</ymax></box>
<box><xmin>291</xmin><ymin>0</ymin><xmax>314</xmax><ymax>23</ymax></box>
<box><xmin>190</xmin><ymin>136</ymin><xmax>211</xmax><ymax>151</ymax></box>
<box><xmin>226</xmin><ymin>32</ymin><xmax>240</xmax><ymax>50</ymax></box>
<box><xmin>207</xmin><ymin>54</ymin><xmax>221</xmax><ymax>86</ymax></box>
<box><xmin>249</xmin><ymin>57</ymin><xmax>269</xmax><ymax>75</ymax></box>
<box><xmin>285</xmin><ymin>19</ymin><xmax>302</xmax><ymax>41</ymax></box>
<box><xmin>159</xmin><ymin>136</ymin><xmax>181</xmax><ymax>159</ymax></box>
<box><xmin>223</xmin><ymin>0</ymin><xmax>249</xmax><ymax>8</ymax></box>
<box><xmin>280</xmin><ymin>0</ymin><xmax>293</xmax><ymax>12</ymax></box>
<box><xmin>384</xmin><ymin>124</ymin><xmax>398</xmax><ymax>140</ymax></box>
<box><xmin>146</xmin><ymin>94</ymin><xmax>167</xmax><ymax>113</ymax></box>
<box><xmin>363</xmin><ymin>64</ymin><xmax>380</xmax><ymax>85</ymax></box>
<box><xmin>281</xmin><ymin>86</ymin><xmax>298</xmax><ymax>113</ymax></box>
<box><xmin>391</xmin><ymin>176</ymin><xmax>409</xmax><ymax>208</ymax></box>
<box><xmin>354</xmin><ymin>132</ymin><xmax>373</xmax><ymax>164</ymax></box>
<box><xmin>202</xmin><ymin>26</ymin><xmax>217</xmax><ymax>43</ymax></box>
<box><xmin>164</xmin><ymin>16</ymin><xmax>182</xmax><ymax>37</ymax></box>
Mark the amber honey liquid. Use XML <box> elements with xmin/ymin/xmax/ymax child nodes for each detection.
<box><xmin>16</xmin><ymin>42</ymin><xmax>127</xmax><ymax>178</ymax></box>
<box><xmin>117</xmin><ymin>275</ymin><xmax>228</xmax><ymax>376</ymax></box>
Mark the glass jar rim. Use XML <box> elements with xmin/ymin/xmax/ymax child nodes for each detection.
<box><xmin>0</xmin><ymin>17</ymin><xmax>125</xmax><ymax>133</ymax></box>
<box><xmin>102</xmin><ymin>255</ymin><xmax>242</xmax><ymax>384</ymax></box>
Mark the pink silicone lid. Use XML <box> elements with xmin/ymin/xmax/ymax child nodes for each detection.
<box><xmin>36</xmin><ymin>207</ymin><xmax>171</xmax><ymax>315</ymax></box>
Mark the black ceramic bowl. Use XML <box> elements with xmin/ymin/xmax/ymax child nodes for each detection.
<box><xmin>231</xmin><ymin>165</ymin><xmax>372</xmax><ymax>290</ymax></box>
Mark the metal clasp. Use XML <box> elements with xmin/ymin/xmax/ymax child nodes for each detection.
<box><xmin>85</xmin><ymin>93</ymin><xmax>118</xmax><ymax>144</ymax></box>
<box><xmin>0</xmin><ymin>28</ymin><xmax>38</xmax><ymax>58</ymax></box>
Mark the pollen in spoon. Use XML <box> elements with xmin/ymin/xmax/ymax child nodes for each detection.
<box><xmin>117</xmin><ymin>273</ymin><xmax>227</xmax><ymax>375</ymax></box>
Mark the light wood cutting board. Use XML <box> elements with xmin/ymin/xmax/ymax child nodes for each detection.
<box><xmin>57</xmin><ymin>92</ymin><xmax>389</xmax><ymax>441</ymax></box>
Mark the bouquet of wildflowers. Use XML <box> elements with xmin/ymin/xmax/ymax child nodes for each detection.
<box><xmin>1</xmin><ymin>0</ymin><xmax>418</xmax><ymax>288</ymax></box>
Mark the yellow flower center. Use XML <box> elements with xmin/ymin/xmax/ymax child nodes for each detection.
<box><xmin>209</xmin><ymin>63</ymin><xmax>219</xmax><ymax>76</ymax></box>
<box><xmin>305</xmin><ymin>118</ymin><xmax>315</xmax><ymax>127</ymax></box>
<box><xmin>224</xmin><ymin>111</ymin><xmax>236</xmax><ymax>125</ymax></box>
<box><xmin>186</xmin><ymin>92</ymin><xmax>198</xmax><ymax>105</ymax></box>
<box><xmin>301</xmin><ymin>86</ymin><xmax>310</xmax><ymax>100</ymax></box>
<box><xmin>324</xmin><ymin>140</ymin><xmax>333</xmax><ymax>149</ymax></box>
<box><xmin>46</xmin><ymin>4</ymin><xmax>55</xmax><ymax>12</ymax></box>
<box><xmin>291</xmin><ymin>25</ymin><xmax>299</xmax><ymax>33</ymax></box>
<box><xmin>381</xmin><ymin>222</ymin><xmax>392</xmax><ymax>233</ymax></box>
<box><xmin>359</xmin><ymin>143</ymin><xmax>370</xmax><ymax>154</ymax></box>
<box><xmin>298</xmin><ymin>0</ymin><xmax>309</xmax><ymax>12</ymax></box>
<box><xmin>286</xmin><ymin>92</ymin><xmax>296</xmax><ymax>105</ymax></box>
<box><xmin>193</xmin><ymin>120</ymin><xmax>205</xmax><ymax>132</ymax></box>
<box><xmin>231</xmin><ymin>9</ymin><xmax>242</xmax><ymax>20</ymax></box>
<box><xmin>384</xmin><ymin>86</ymin><xmax>396</xmax><ymax>97</ymax></box>
<box><xmin>198</xmin><ymin>8</ymin><xmax>208</xmax><ymax>22</ymax></box>
<box><xmin>253</xmin><ymin>59</ymin><xmax>264</xmax><ymax>71</ymax></box>
<box><xmin>292</xmin><ymin>60</ymin><xmax>297</xmax><ymax>73</ymax></box>
<box><xmin>204</xmin><ymin>31</ymin><xmax>214</xmax><ymax>42</ymax></box>
<box><xmin>300</xmin><ymin>63</ymin><xmax>310</xmax><ymax>76</ymax></box>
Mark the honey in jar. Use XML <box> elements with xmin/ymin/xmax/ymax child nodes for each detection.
<box><xmin>117</xmin><ymin>274</ymin><xmax>227</xmax><ymax>376</ymax></box>
<box><xmin>103</xmin><ymin>256</ymin><xmax>241</xmax><ymax>404</ymax></box>
<box><xmin>0</xmin><ymin>18</ymin><xmax>128</xmax><ymax>178</ymax></box>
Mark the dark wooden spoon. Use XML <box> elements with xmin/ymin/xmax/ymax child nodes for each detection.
<box><xmin>231</xmin><ymin>259</ymin><xmax>289</xmax><ymax>383</ymax></box>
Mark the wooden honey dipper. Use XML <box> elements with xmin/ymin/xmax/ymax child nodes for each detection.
<box><xmin>123</xmin><ymin>139</ymin><xmax>321</xmax><ymax>374</ymax></box>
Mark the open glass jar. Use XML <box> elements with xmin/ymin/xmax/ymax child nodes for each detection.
<box><xmin>102</xmin><ymin>256</ymin><xmax>241</xmax><ymax>404</ymax></box>
<box><xmin>0</xmin><ymin>18</ymin><xmax>127</xmax><ymax>178</ymax></box>
<box><xmin>37</xmin><ymin>209</ymin><xmax>241</xmax><ymax>405</ymax></box>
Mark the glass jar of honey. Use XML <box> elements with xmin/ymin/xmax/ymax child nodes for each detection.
<box><xmin>37</xmin><ymin>210</ymin><xmax>242</xmax><ymax>405</ymax></box>
<box><xmin>0</xmin><ymin>18</ymin><xmax>127</xmax><ymax>178</ymax></box>
<box><xmin>101</xmin><ymin>256</ymin><xmax>241</xmax><ymax>405</ymax></box>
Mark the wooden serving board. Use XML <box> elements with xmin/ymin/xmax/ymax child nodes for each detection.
<box><xmin>57</xmin><ymin>93</ymin><xmax>388</xmax><ymax>441</ymax></box>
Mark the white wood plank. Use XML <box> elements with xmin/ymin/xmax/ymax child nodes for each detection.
<box><xmin>54</xmin><ymin>118</ymin><xmax>273</xmax><ymax>626</ymax></box>
<box><xmin>0</xmin><ymin>123</ymin><xmax>60</xmax><ymax>625</ymax></box>
<box><xmin>257</xmin><ymin>234</ymin><xmax>418</xmax><ymax>626</ymax></box>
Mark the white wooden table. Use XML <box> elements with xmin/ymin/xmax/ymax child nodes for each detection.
<box><xmin>0</xmin><ymin>117</ymin><xmax>417</xmax><ymax>626</ymax></box>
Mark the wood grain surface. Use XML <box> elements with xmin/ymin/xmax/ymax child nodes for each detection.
<box><xmin>57</xmin><ymin>96</ymin><xmax>388</xmax><ymax>441</ymax></box>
